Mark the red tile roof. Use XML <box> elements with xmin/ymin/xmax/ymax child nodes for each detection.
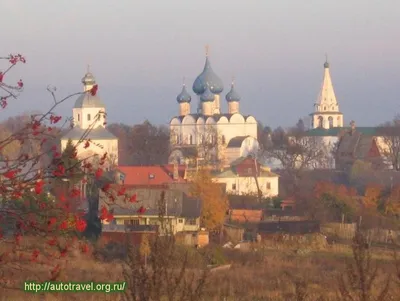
<box><xmin>117</xmin><ymin>165</ymin><xmax>186</xmax><ymax>186</ymax></box>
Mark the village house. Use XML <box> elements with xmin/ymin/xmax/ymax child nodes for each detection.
<box><xmin>99</xmin><ymin>186</ymin><xmax>202</xmax><ymax>236</ymax></box>
<box><xmin>335</xmin><ymin>123</ymin><xmax>383</xmax><ymax>171</ymax></box>
<box><xmin>212</xmin><ymin>156</ymin><xmax>279</xmax><ymax>198</ymax></box>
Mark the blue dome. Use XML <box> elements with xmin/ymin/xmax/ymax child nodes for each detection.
<box><xmin>176</xmin><ymin>84</ymin><xmax>192</xmax><ymax>103</ymax></box>
<box><xmin>225</xmin><ymin>83</ymin><xmax>241</xmax><ymax>102</ymax></box>
<box><xmin>192</xmin><ymin>57</ymin><xmax>224</xmax><ymax>95</ymax></box>
<box><xmin>200</xmin><ymin>85</ymin><xmax>215</xmax><ymax>102</ymax></box>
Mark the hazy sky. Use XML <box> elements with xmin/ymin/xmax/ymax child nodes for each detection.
<box><xmin>1</xmin><ymin>0</ymin><xmax>399</xmax><ymax>128</ymax></box>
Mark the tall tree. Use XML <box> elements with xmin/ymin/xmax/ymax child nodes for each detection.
<box><xmin>264</xmin><ymin>125</ymin><xmax>329</xmax><ymax>195</ymax></box>
<box><xmin>377</xmin><ymin>115</ymin><xmax>400</xmax><ymax>170</ymax></box>
<box><xmin>108</xmin><ymin>121</ymin><xmax>170</xmax><ymax>165</ymax></box>
<box><xmin>189</xmin><ymin>169</ymin><xmax>228</xmax><ymax>230</ymax></box>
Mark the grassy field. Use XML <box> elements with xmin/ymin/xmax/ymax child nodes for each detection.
<box><xmin>0</xmin><ymin>236</ymin><xmax>398</xmax><ymax>301</ymax></box>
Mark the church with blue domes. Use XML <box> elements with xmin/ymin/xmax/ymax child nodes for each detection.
<box><xmin>169</xmin><ymin>49</ymin><xmax>259</xmax><ymax>168</ymax></box>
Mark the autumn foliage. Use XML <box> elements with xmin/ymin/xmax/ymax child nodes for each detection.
<box><xmin>189</xmin><ymin>168</ymin><xmax>228</xmax><ymax>230</ymax></box>
<box><xmin>0</xmin><ymin>53</ymin><xmax>123</xmax><ymax>284</ymax></box>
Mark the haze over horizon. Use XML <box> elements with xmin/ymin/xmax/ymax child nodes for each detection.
<box><xmin>1</xmin><ymin>0</ymin><xmax>399</xmax><ymax>128</ymax></box>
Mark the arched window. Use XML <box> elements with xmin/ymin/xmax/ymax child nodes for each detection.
<box><xmin>87</xmin><ymin>114</ymin><xmax>91</xmax><ymax>121</ymax></box>
<box><xmin>328</xmin><ymin>116</ymin><xmax>333</xmax><ymax>128</ymax></box>
<box><xmin>323</xmin><ymin>106</ymin><xmax>326</xmax><ymax>111</ymax></box>
<box><xmin>188</xmin><ymin>134</ymin><xmax>193</xmax><ymax>145</ymax></box>
<box><xmin>221</xmin><ymin>135</ymin><xmax>226</xmax><ymax>145</ymax></box>
<box><xmin>77</xmin><ymin>114</ymin><xmax>80</xmax><ymax>122</ymax></box>
<box><xmin>318</xmin><ymin>116</ymin><xmax>323</xmax><ymax>128</ymax></box>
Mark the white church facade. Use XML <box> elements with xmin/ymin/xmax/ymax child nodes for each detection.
<box><xmin>60</xmin><ymin>71</ymin><xmax>119</xmax><ymax>167</ymax></box>
<box><xmin>169</xmin><ymin>50</ymin><xmax>259</xmax><ymax>167</ymax></box>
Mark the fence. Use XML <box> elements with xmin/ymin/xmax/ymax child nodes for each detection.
<box><xmin>321</xmin><ymin>222</ymin><xmax>400</xmax><ymax>244</ymax></box>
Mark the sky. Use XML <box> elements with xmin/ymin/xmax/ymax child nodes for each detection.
<box><xmin>1</xmin><ymin>0</ymin><xmax>400</xmax><ymax>129</ymax></box>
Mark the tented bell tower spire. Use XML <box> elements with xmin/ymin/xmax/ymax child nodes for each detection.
<box><xmin>310</xmin><ymin>56</ymin><xmax>344</xmax><ymax>129</ymax></box>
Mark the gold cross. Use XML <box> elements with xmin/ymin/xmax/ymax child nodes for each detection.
<box><xmin>205</xmin><ymin>44</ymin><xmax>209</xmax><ymax>57</ymax></box>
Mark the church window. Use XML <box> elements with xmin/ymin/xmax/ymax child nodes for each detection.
<box><xmin>188</xmin><ymin>134</ymin><xmax>193</xmax><ymax>144</ymax></box>
<box><xmin>323</xmin><ymin>106</ymin><xmax>326</xmax><ymax>111</ymax></box>
<box><xmin>266</xmin><ymin>182</ymin><xmax>271</xmax><ymax>190</ymax></box>
<box><xmin>328</xmin><ymin>116</ymin><xmax>333</xmax><ymax>128</ymax></box>
<box><xmin>87</xmin><ymin>114</ymin><xmax>91</xmax><ymax>121</ymax></box>
<box><xmin>221</xmin><ymin>135</ymin><xmax>226</xmax><ymax>145</ymax></box>
<box><xmin>318</xmin><ymin>116</ymin><xmax>323</xmax><ymax>128</ymax></box>
<box><xmin>232</xmin><ymin>183</ymin><xmax>236</xmax><ymax>190</ymax></box>
<box><xmin>77</xmin><ymin>114</ymin><xmax>80</xmax><ymax>122</ymax></box>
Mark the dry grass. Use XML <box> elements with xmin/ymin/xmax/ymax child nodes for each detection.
<box><xmin>0</xmin><ymin>235</ymin><xmax>398</xmax><ymax>301</ymax></box>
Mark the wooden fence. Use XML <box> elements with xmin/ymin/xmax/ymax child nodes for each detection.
<box><xmin>321</xmin><ymin>222</ymin><xmax>400</xmax><ymax>244</ymax></box>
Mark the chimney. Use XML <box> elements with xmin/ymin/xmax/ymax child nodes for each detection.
<box><xmin>173</xmin><ymin>160</ymin><xmax>179</xmax><ymax>181</ymax></box>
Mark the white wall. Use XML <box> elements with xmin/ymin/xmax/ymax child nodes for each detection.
<box><xmin>214</xmin><ymin>175</ymin><xmax>279</xmax><ymax>197</ymax></box>
<box><xmin>61</xmin><ymin>138</ymin><xmax>118</xmax><ymax>166</ymax></box>
<box><xmin>73</xmin><ymin>107</ymin><xmax>106</xmax><ymax>130</ymax></box>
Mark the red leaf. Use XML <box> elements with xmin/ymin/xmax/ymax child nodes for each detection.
<box><xmin>59</xmin><ymin>221</ymin><xmax>68</xmax><ymax>230</ymax></box>
<box><xmin>0</xmin><ymin>99</ymin><xmax>7</xmax><ymax>109</ymax></box>
<box><xmin>53</xmin><ymin>165</ymin><xmax>65</xmax><ymax>177</ymax></box>
<box><xmin>95</xmin><ymin>168</ymin><xmax>103</xmax><ymax>179</ymax></box>
<box><xmin>0</xmin><ymin>72</ymin><xmax>4</xmax><ymax>82</ymax></box>
<box><xmin>49</xmin><ymin>115</ymin><xmax>62</xmax><ymax>124</ymax></box>
<box><xmin>117</xmin><ymin>186</ymin><xmax>126</xmax><ymax>196</ymax></box>
<box><xmin>90</xmin><ymin>84</ymin><xmax>98</xmax><ymax>96</ymax></box>
<box><xmin>137</xmin><ymin>206</ymin><xmax>146</xmax><ymax>215</ymax></box>
<box><xmin>47</xmin><ymin>217</ymin><xmax>57</xmax><ymax>228</ymax></box>
<box><xmin>31</xmin><ymin>250</ymin><xmax>40</xmax><ymax>262</ymax></box>
<box><xmin>129</xmin><ymin>194</ymin><xmax>137</xmax><ymax>203</ymax></box>
<box><xmin>81</xmin><ymin>243</ymin><xmax>89</xmax><ymax>253</ymax></box>
<box><xmin>4</xmin><ymin>169</ymin><xmax>19</xmax><ymax>179</ymax></box>
<box><xmin>69</xmin><ymin>188</ymin><xmax>81</xmax><ymax>198</ymax></box>
<box><xmin>102</xmin><ymin>183</ymin><xmax>111</xmax><ymax>192</ymax></box>
<box><xmin>75</xmin><ymin>219</ymin><xmax>87</xmax><ymax>232</ymax></box>
<box><xmin>47</xmin><ymin>237</ymin><xmax>57</xmax><ymax>246</ymax></box>
<box><xmin>35</xmin><ymin>180</ymin><xmax>44</xmax><ymax>194</ymax></box>
<box><xmin>84</xmin><ymin>141</ymin><xmax>90</xmax><ymax>149</ymax></box>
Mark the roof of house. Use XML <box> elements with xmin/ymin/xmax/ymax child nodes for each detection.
<box><xmin>337</xmin><ymin>130</ymin><xmax>377</xmax><ymax>159</ymax></box>
<box><xmin>258</xmin><ymin>220</ymin><xmax>320</xmax><ymax>234</ymax></box>
<box><xmin>99</xmin><ymin>187</ymin><xmax>201</xmax><ymax>219</ymax></box>
<box><xmin>213</xmin><ymin>168</ymin><xmax>278</xmax><ymax>178</ymax></box>
<box><xmin>117</xmin><ymin>165</ymin><xmax>186</xmax><ymax>186</ymax></box>
<box><xmin>305</xmin><ymin>127</ymin><xmax>379</xmax><ymax>137</ymax></box>
<box><xmin>102</xmin><ymin>224</ymin><xmax>158</xmax><ymax>233</ymax></box>
<box><xmin>62</xmin><ymin>126</ymin><xmax>117</xmax><ymax>140</ymax></box>
<box><xmin>230</xmin><ymin>209</ymin><xmax>263</xmax><ymax>222</ymax></box>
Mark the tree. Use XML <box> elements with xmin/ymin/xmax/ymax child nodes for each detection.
<box><xmin>377</xmin><ymin>116</ymin><xmax>400</xmax><ymax>170</ymax></box>
<box><xmin>363</xmin><ymin>183</ymin><xmax>383</xmax><ymax>210</ymax></box>
<box><xmin>384</xmin><ymin>185</ymin><xmax>400</xmax><ymax>216</ymax></box>
<box><xmin>338</xmin><ymin>229</ymin><xmax>391</xmax><ymax>301</ymax></box>
<box><xmin>122</xmin><ymin>191</ymin><xmax>208</xmax><ymax>301</ymax></box>
<box><xmin>108</xmin><ymin>121</ymin><xmax>170</xmax><ymax>165</ymax></box>
<box><xmin>264</xmin><ymin>125</ymin><xmax>329</xmax><ymax>195</ymax></box>
<box><xmin>0</xmin><ymin>126</ymin><xmax>21</xmax><ymax>160</ymax></box>
<box><xmin>189</xmin><ymin>169</ymin><xmax>228</xmax><ymax>230</ymax></box>
<box><xmin>0</xmin><ymin>53</ymin><xmax>116</xmax><ymax>287</ymax></box>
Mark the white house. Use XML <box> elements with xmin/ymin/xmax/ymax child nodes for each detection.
<box><xmin>212</xmin><ymin>157</ymin><xmax>279</xmax><ymax>198</ymax></box>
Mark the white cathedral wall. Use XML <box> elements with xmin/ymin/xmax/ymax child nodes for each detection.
<box><xmin>73</xmin><ymin>107</ymin><xmax>106</xmax><ymax>129</ymax></box>
<box><xmin>61</xmin><ymin>138</ymin><xmax>119</xmax><ymax>166</ymax></box>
